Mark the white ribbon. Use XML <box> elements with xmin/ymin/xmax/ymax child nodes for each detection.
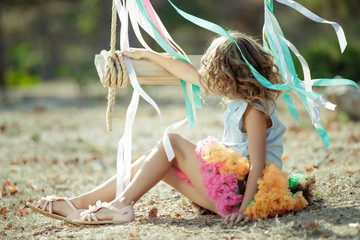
<box><xmin>114</xmin><ymin>0</ymin><xmax>164</xmax><ymax>196</ymax></box>
<box><xmin>113</xmin><ymin>0</ymin><xmax>199</xmax><ymax>197</ymax></box>
<box><xmin>127</xmin><ymin>0</ymin><xmax>197</xmax><ymax>162</ymax></box>
<box><xmin>275</xmin><ymin>0</ymin><xmax>347</xmax><ymax>53</ymax></box>
<box><xmin>265</xmin><ymin>7</ymin><xmax>318</xmax><ymax>123</ymax></box>
<box><xmin>264</xmin><ymin>5</ymin><xmax>339</xmax><ymax>124</ymax></box>
<box><xmin>128</xmin><ymin>0</ymin><xmax>197</xmax><ymax>126</ymax></box>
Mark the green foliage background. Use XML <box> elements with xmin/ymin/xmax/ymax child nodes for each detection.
<box><xmin>0</xmin><ymin>0</ymin><xmax>359</xmax><ymax>91</ymax></box>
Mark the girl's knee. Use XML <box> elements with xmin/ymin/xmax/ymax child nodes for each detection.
<box><xmin>168</xmin><ymin>133</ymin><xmax>182</xmax><ymax>144</ymax></box>
<box><xmin>167</xmin><ymin>134</ymin><xmax>196</xmax><ymax>166</ymax></box>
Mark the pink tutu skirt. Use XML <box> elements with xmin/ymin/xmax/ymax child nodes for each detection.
<box><xmin>174</xmin><ymin>136</ymin><xmax>250</xmax><ymax>217</ymax></box>
<box><xmin>174</xmin><ymin>136</ymin><xmax>309</xmax><ymax>219</ymax></box>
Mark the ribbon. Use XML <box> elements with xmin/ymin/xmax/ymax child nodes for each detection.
<box><xmin>128</xmin><ymin>0</ymin><xmax>203</xmax><ymax>163</ymax></box>
<box><xmin>112</xmin><ymin>0</ymin><xmax>358</xmax><ymax>197</ymax></box>
<box><xmin>167</xmin><ymin>0</ymin><xmax>358</xmax><ymax>147</ymax></box>
<box><xmin>114</xmin><ymin>0</ymin><xmax>168</xmax><ymax>196</ymax></box>
<box><xmin>135</xmin><ymin>0</ymin><xmax>202</xmax><ymax>127</ymax></box>
<box><xmin>264</xmin><ymin>0</ymin><xmax>358</xmax><ymax>147</ymax></box>
<box><xmin>112</xmin><ymin>0</ymin><xmax>202</xmax><ymax>196</ymax></box>
<box><xmin>275</xmin><ymin>0</ymin><xmax>347</xmax><ymax>53</ymax></box>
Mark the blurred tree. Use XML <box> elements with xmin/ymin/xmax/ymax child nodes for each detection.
<box><xmin>0</xmin><ymin>0</ymin><xmax>44</xmax><ymax>98</ymax></box>
<box><xmin>0</xmin><ymin>11</ymin><xmax>4</xmax><ymax>99</ymax></box>
<box><xmin>0</xmin><ymin>0</ymin><xmax>358</xmax><ymax>98</ymax></box>
<box><xmin>274</xmin><ymin>0</ymin><xmax>359</xmax><ymax>82</ymax></box>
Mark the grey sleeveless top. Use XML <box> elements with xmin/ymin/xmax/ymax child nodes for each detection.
<box><xmin>222</xmin><ymin>100</ymin><xmax>286</xmax><ymax>169</ymax></box>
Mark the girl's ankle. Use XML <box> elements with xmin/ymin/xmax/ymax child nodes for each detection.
<box><xmin>69</xmin><ymin>197</ymin><xmax>89</xmax><ymax>209</ymax></box>
<box><xmin>112</xmin><ymin>197</ymin><xmax>134</xmax><ymax>209</ymax></box>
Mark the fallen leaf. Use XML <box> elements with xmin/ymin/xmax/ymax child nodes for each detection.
<box><xmin>282</xmin><ymin>156</ymin><xmax>290</xmax><ymax>162</ymax></box>
<box><xmin>0</xmin><ymin>124</ymin><xmax>6</xmax><ymax>132</ymax></box>
<box><xmin>349</xmin><ymin>150</ymin><xmax>357</xmax><ymax>156</ymax></box>
<box><xmin>1</xmin><ymin>187</ymin><xmax>7</xmax><ymax>197</ymax></box>
<box><xmin>347</xmin><ymin>134</ymin><xmax>360</xmax><ymax>143</ymax></box>
<box><xmin>329</xmin><ymin>159</ymin><xmax>335</xmax><ymax>163</ymax></box>
<box><xmin>9</xmin><ymin>188</ymin><xmax>19</xmax><ymax>195</ymax></box>
<box><xmin>0</xmin><ymin>207</ymin><xmax>7</xmax><ymax>214</ymax></box>
<box><xmin>148</xmin><ymin>207</ymin><xmax>157</xmax><ymax>218</ymax></box>
<box><xmin>306</xmin><ymin>166</ymin><xmax>315</xmax><ymax>172</ymax></box>
<box><xmin>321</xmin><ymin>233</ymin><xmax>330</xmax><ymax>238</ymax></box>
<box><xmin>172</xmin><ymin>213</ymin><xmax>180</xmax><ymax>218</ymax></box>
<box><xmin>4</xmin><ymin>181</ymin><xmax>14</xmax><ymax>187</ymax></box>
<box><xmin>307</xmin><ymin>222</ymin><xmax>320</xmax><ymax>229</ymax></box>
<box><xmin>5</xmin><ymin>223</ymin><xmax>12</xmax><ymax>230</ymax></box>
<box><xmin>128</xmin><ymin>233</ymin><xmax>138</xmax><ymax>238</ymax></box>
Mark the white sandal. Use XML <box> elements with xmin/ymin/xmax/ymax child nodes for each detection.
<box><xmin>73</xmin><ymin>200</ymin><xmax>135</xmax><ymax>225</ymax></box>
<box><xmin>26</xmin><ymin>195</ymin><xmax>85</xmax><ymax>224</ymax></box>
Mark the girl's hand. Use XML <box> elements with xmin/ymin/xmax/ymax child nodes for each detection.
<box><xmin>122</xmin><ymin>48</ymin><xmax>150</xmax><ymax>60</ymax></box>
<box><xmin>223</xmin><ymin>212</ymin><xmax>250</xmax><ymax>225</ymax></box>
<box><xmin>123</xmin><ymin>48</ymin><xmax>201</xmax><ymax>86</ymax></box>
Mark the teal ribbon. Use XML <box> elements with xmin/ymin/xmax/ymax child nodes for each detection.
<box><xmin>136</xmin><ymin>0</ymin><xmax>359</xmax><ymax>147</ymax></box>
<box><xmin>264</xmin><ymin>0</ymin><xmax>359</xmax><ymax>147</ymax></box>
<box><xmin>168</xmin><ymin>0</ymin><xmax>325</xmax><ymax>99</ymax></box>
<box><xmin>311</xmin><ymin>78</ymin><xmax>359</xmax><ymax>88</ymax></box>
<box><xmin>265</xmin><ymin>0</ymin><xmax>328</xmax><ymax>146</ymax></box>
<box><xmin>167</xmin><ymin>0</ymin><xmax>358</xmax><ymax>148</ymax></box>
<box><xmin>135</xmin><ymin>0</ymin><xmax>201</xmax><ymax>128</ymax></box>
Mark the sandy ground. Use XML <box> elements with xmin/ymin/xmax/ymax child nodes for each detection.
<box><xmin>0</xmin><ymin>82</ymin><xmax>359</xmax><ymax>239</ymax></box>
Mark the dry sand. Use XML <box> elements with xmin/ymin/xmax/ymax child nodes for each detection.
<box><xmin>0</xmin><ymin>82</ymin><xmax>359</xmax><ymax>239</ymax></box>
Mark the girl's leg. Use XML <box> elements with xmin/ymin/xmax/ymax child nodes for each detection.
<box><xmin>87</xmin><ymin>134</ymin><xmax>218</xmax><ymax>221</ymax></box>
<box><xmin>34</xmin><ymin>150</ymin><xmax>151</xmax><ymax>217</ymax></box>
<box><xmin>71</xmin><ymin>149</ymin><xmax>151</xmax><ymax>206</ymax></box>
<box><xmin>162</xmin><ymin>166</ymin><xmax>218</xmax><ymax>214</ymax></box>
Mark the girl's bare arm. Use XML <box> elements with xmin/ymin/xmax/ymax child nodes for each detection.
<box><xmin>239</xmin><ymin>105</ymin><xmax>267</xmax><ymax>211</ymax></box>
<box><xmin>224</xmin><ymin>105</ymin><xmax>267</xmax><ymax>224</ymax></box>
<box><xmin>122</xmin><ymin>49</ymin><xmax>201</xmax><ymax>86</ymax></box>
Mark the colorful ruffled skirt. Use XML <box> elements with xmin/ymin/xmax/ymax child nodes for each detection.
<box><xmin>174</xmin><ymin>136</ymin><xmax>309</xmax><ymax>219</ymax></box>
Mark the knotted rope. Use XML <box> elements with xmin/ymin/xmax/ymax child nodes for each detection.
<box><xmin>100</xmin><ymin>1</ymin><xmax>130</xmax><ymax>132</ymax></box>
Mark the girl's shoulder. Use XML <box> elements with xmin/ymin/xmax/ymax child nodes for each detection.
<box><xmin>226</xmin><ymin>99</ymin><xmax>248</xmax><ymax>113</ymax></box>
<box><xmin>226</xmin><ymin>99</ymin><xmax>275</xmax><ymax>117</ymax></box>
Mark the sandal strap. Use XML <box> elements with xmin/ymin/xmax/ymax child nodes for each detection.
<box><xmin>42</xmin><ymin>201</ymin><xmax>49</xmax><ymax>212</ymax></box>
<box><xmin>79</xmin><ymin>200</ymin><xmax>135</xmax><ymax>222</ymax></box>
<box><xmin>35</xmin><ymin>195</ymin><xmax>77</xmax><ymax>214</ymax></box>
<box><xmin>64</xmin><ymin>199</ymin><xmax>78</xmax><ymax>211</ymax></box>
<box><xmin>90</xmin><ymin>213</ymin><xmax>99</xmax><ymax>222</ymax></box>
<box><xmin>80</xmin><ymin>200</ymin><xmax>108</xmax><ymax>221</ymax></box>
<box><xmin>80</xmin><ymin>200</ymin><xmax>127</xmax><ymax>221</ymax></box>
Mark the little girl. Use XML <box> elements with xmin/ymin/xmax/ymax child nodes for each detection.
<box><xmin>28</xmin><ymin>30</ymin><xmax>311</xmax><ymax>225</ymax></box>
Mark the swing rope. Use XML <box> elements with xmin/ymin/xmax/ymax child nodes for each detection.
<box><xmin>100</xmin><ymin>0</ymin><xmax>130</xmax><ymax>132</ymax></box>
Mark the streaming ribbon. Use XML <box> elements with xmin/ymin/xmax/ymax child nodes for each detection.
<box><xmin>113</xmin><ymin>0</ymin><xmax>202</xmax><ymax>196</ymax></box>
<box><xmin>166</xmin><ymin>0</ymin><xmax>358</xmax><ymax>148</ymax></box>
<box><xmin>112</xmin><ymin>0</ymin><xmax>358</xmax><ymax>196</ymax></box>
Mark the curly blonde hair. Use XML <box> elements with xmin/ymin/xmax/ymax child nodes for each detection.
<box><xmin>199</xmin><ymin>31</ymin><xmax>283</xmax><ymax>114</ymax></box>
